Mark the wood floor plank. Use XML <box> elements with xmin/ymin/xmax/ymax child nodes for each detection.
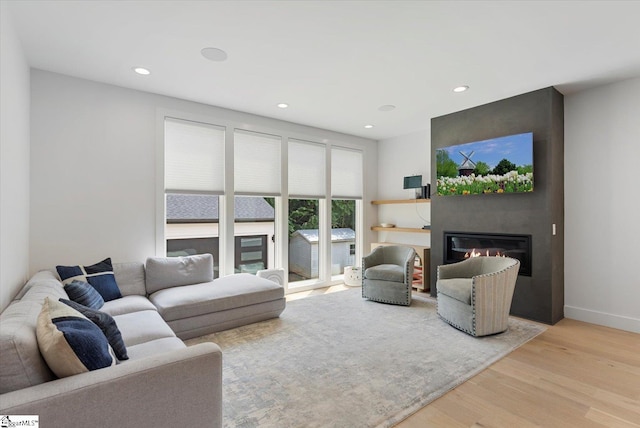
<box><xmin>394</xmin><ymin>318</ymin><xmax>640</xmax><ymax>427</ymax></box>
<box><xmin>398</xmin><ymin>405</ymin><xmax>467</xmax><ymax>428</ymax></box>
<box><xmin>491</xmin><ymin>358</ymin><xmax>640</xmax><ymax>424</ymax></box>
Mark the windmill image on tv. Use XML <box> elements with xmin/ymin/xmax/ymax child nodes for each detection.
<box><xmin>458</xmin><ymin>151</ymin><xmax>476</xmax><ymax>176</ymax></box>
<box><xmin>436</xmin><ymin>132</ymin><xmax>534</xmax><ymax>196</ymax></box>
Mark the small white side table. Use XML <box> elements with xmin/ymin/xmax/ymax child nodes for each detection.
<box><xmin>343</xmin><ymin>266</ymin><xmax>362</xmax><ymax>287</ymax></box>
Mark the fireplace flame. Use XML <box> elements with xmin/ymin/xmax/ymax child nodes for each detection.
<box><xmin>464</xmin><ymin>249</ymin><xmax>506</xmax><ymax>258</ymax></box>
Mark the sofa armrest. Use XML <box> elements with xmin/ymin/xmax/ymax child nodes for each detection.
<box><xmin>437</xmin><ymin>259</ymin><xmax>473</xmax><ymax>280</ymax></box>
<box><xmin>362</xmin><ymin>246</ymin><xmax>383</xmax><ymax>271</ymax></box>
<box><xmin>472</xmin><ymin>262</ymin><xmax>519</xmax><ymax>336</ymax></box>
<box><xmin>0</xmin><ymin>343</ymin><xmax>222</xmax><ymax>428</ymax></box>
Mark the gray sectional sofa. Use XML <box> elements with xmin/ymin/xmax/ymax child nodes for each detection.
<box><xmin>0</xmin><ymin>254</ymin><xmax>286</xmax><ymax>427</ymax></box>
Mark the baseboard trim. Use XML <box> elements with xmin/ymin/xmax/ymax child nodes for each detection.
<box><xmin>564</xmin><ymin>305</ymin><xmax>640</xmax><ymax>334</ymax></box>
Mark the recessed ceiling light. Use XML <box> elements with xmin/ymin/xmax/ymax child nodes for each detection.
<box><xmin>453</xmin><ymin>85</ymin><xmax>469</xmax><ymax>93</ymax></box>
<box><xmin>133</xmin><ymin>67</ymin><xmax>151</xmax><ymax>75</ymax></box>
<box><xmin>364</xmin><ymin>124</ymin><xmax>374</xmax><ymax>129</ymax></box>
<box><xmin>378</xmin><ymin>104</ymin><xmax>396</xmax><ymax>112</ymax></box>
<box><xmin>201</xmin><ymin>47</ymin><xmax>228</xmax><ymax>62</ymax></box>
<box><xmin>277</xmin><ymin>103</ymin><xmax>289</xmax><ymax>109</ymax></box>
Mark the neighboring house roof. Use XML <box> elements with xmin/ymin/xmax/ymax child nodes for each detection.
<box><xmin>292</xmin><ymin>228</ymin><xmax>355</xmax><ymax>243</ymax></box>
<box><xmin>166</xmin><ymin>194</ymin><xmax>274</xmax><ymax>222</ymax></box>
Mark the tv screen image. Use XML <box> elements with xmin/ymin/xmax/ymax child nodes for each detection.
<box><xmin>436</xmin><ymin>132</ymin><xmax>533</xmax><ymax>196</ymax></box>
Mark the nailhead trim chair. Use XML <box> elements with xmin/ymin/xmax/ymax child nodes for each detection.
<box><xmin>362</xmin><ymin>245</ymin><xmax>416</xmax><ymax>306</ymax></box>
<box><xmin>436</xmin><ymin>256</ymin><xmax>520</xmax><ymax>337</ymax></box>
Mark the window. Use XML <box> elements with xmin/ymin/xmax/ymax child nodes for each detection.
<box><xmin>165</xmin><ymin>118</ymin><xmax>224</xmax><ymax>194</ymax></box>
<box><xmin>331</xmin><ymin>147</ymin><xmax>363</xmax><ymax>200</ymax></box>
<box><xmin>330</xmin><ymin>199</ymin><xmax>357</xmax><ymax>275</ymax></box>
<box><xmin>161</xmin><ymin>115</ymin><xmax>367</xmax><ymax>290</ymax></box>
<box><xmin>288</xmin><ymin>199</ymin><xmax>321</xmax><ymax>285</ymax></box>
<box><xmin>289</xmin><ymin>139</ymin><xmax>326</xmax><ymax>198</ymax></box>
<box><xmin>164</xmin><ymin>118</ymin><xmax>224</xmax><ymax>275</ymax></box>
<box><xmin>234</xmin><ymin>130</ymin><xmax>281</xmax><ymax>196</ymax></box>
<box><xmin>166</xmin><ymin>237</ymin><xmax>219</xmax><ymax>278</ymax></box>
<box><xmin>233</xmin><ymin>196</ymin><xmax>275</xmax><ymax>275</ymax></box>
<box><xmin>235</xmin><ymin>235</ymin><xmax>268</xmax><ymax>274</ymax></box>
<box><xmin>233</xmin><ymin>130</ymin><xmax>281</xmax><ymax>275</ymax></box>
<box><xmin>331</xmin><ymin>148</ymin><xmax>362</xmax><ymax>276</ymax></box>
<box><xmin>288</xmin><ymin>140</ymin><xmax>326</xmax><ymax>287</ymax></box>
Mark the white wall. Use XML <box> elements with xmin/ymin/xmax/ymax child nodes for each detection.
<box><xmin>376</xmin><ymin>129</ymin><xmax>431</xmax><ymax>247</ymax></box>
<box><xmin>564</xmin><ymin>76</ymin><xmax>640</xmax><ymax>333</ymax></box>
<box><xmin>29</xmin><ymin>70</ymin><xmax>377</xmax><ymax>275</ymax></box>
<box><xmin>0</xmin><ymin>5</ymin><xmax>31</xmax><ymax>311</ymax></box>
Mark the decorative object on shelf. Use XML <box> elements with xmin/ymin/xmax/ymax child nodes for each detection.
<box><xmin>379</xmin><ymin>223</ymin><xmax>396</xmax><ymax>228</ymax></box>
<box><xmin>421</xmin><ymin>183</ymin><xmax>431</xmax><ymax>199</ymax></box>
<box><xmin>403</xmin><ymin>174</ymin><xmax>424</xmax><ymax>199</ymax></box>
<box><xmin>343</xmin><ymin>266</ymin><xmax>362</xmax><ymax>287</ymax></box>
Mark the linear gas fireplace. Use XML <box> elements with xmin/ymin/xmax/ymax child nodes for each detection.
<box><xmin>443</xmin><ymin>232</ymin><xmax>532</xmax><ymax>276</ymax></box>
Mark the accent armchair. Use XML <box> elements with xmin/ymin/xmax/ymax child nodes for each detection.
<box><xmin>436</xmin><ymin>256</ymin><xmax>520</xmax><ymax>337</ymax></box>
<box><xmin>362</xmin><ymin>245</ymin><xmax>416</xmax><ymax>306</ymax></box>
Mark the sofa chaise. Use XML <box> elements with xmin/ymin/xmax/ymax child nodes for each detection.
<box><xmin>0</xmin><ymin>254</ymin><xmax>286</xmax><ymax>427</ymax></box>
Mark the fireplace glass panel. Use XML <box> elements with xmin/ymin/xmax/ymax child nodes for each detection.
<box><xmin>444</xmin><ymin>232</ymin><xmax>531</xmax><ymax>276</ymax></box>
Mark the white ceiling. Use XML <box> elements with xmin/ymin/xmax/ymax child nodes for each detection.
<box><xmin>6</xmin><ymin>0</ymin><xmax>640</xmax><ymax>140</ymax></box>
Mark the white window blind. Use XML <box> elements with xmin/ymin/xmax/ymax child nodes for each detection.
<box><xmin>164</xmin><ymin>117</ymin><xmax>225</xmax><ymax>194</ymax></box>
<box><xmin>288</xmin><ymin>139</ymin><xmax>326</xmax><ymax>198</ymax></box>
<box><xmin>234</xmin><ymin>130</ymin><xmax>281</xmax><ymax>196</ymax></box>
<box><xmin>331</xmin><ymin>147</ymin><xmax>363</xmax><ymax>199</ymax></box>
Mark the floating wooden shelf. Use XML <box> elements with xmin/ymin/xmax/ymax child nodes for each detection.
<box><xmin>372</xmin><ymin>199</ymin><xmax>430</xmax><ymax>205</ymax></box>
<box><xmin>371</xmin><ymin>226</ymin><xmax>431</xmax><ymax>233</ymax></box>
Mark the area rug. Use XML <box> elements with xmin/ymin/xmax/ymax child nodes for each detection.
<box><xmin>186</xmin><ymin>288</ymin><xmax>546</xmax><ymax>427</ymax></box>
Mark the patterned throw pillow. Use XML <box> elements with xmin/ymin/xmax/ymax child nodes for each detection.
<box><xmin>59</xmin><ymin>298</ymin><xmax>128</xmax><ymax>361</ymax></box>
<box><xmin>56</xmin><ymin>258</ymin><xmax>122</xmax><ymax>302</ymax></box>
<box><xmin>63</xmin><ymin>280</ymin><xmax>105</xmax><ymax>309</ymax></box>
<box><xmin>36</xmin><ymin>297</ymin><xmax>116</xmax><ymax>378</ymax></box>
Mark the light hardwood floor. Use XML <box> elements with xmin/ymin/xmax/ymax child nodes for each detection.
<box><xmin>289</xmin><ymin>287</ymin><xmax>640</xmax><ymax>427</ymax></box>
<box><xmin>398</xmin><ymin>314</ymin><xmax>640</xmax><ymax>427</ymax></box>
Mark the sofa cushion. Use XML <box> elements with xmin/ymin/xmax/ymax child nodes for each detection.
<box><xmin>59</xmin><ymin>299</ymin><xmax>128</xmax><ymax>361</ymax></box>
<box><xmin>101</xmin><ymin>295</ymin><xmax>158</xmax><ymax>317</ymax></box>
<box><xmin>364</xmin><ymin>264</ymin><xmax>405</xmax><ymax>283</ymax></box>
<box><xmin>36</xmin><ymin>298</ymin><xmax>116</xmax><ymax>378</ymax></box>
<box><xmin>437</xmin><ymin>278</ymin><xmax>473</xmax><ymax>305</ymax></box>
<box><xmin>113</xmin><ymin>262</ymin><xmax>147</xmax><ymax>297</ymax></box>
<box><xmin>56</xmin><ymin>258</ymin><xmax>122</xmax><ymax>301</ymax></box>
<box><xmin>113</xmin><ymin>310</ymin><xmax>177</xmax><ymax>347</ymax></box>
<box><xmin>149</xmin><ymin>273</ymin><xmax>284</xmax><ymax>322</ymax></box>
<box><xmin>145</xmin><ymin>254</ymin><xmax>214</xmax><ymax>294</ymax></box>
<box><xmin>64</xmin><ymin>280</ymin><xmax>104</xmax><ymax>309</ymax></box>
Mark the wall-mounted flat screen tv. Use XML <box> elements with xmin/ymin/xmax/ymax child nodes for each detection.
<box><xmin>436</xmin><ymin>132</ymin><xmax>533</xmax><ymax>196</ymax></box>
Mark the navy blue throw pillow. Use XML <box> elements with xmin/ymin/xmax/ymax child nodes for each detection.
<box><xmin>59</xmin><ymin>298</ymin><xmax>128</xmax><ymax>361</ymax></box>
<box><xmin>36</xmin><ymin>298</ymin><xmax>116</xmax><ymax>378</ymax></box>
<box><xmin>57</xmin><ymin>258</ymin><xmax>122</xmax><ymax>302</ymax></box>
<box><xmin>64</xmin><ymin>280</ymin><xmax>104</xmax><ymax>309</ymax></box>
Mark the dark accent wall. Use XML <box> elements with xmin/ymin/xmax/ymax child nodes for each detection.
<box><xmin>430</xmin><ymin>87</ymin><xmax>564</xmax><ymax>324</ymax></box>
